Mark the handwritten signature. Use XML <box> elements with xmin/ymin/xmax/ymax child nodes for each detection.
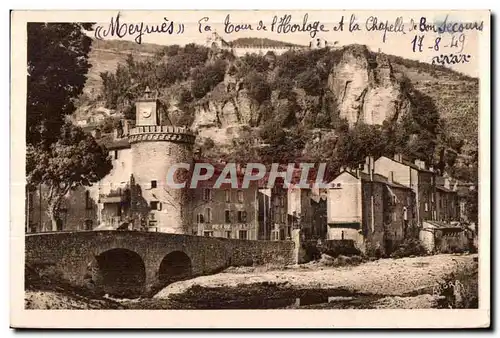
<box><xmin>94</xmin><ymin>13</ymin><xmax>185</xmax><ymax>44</ymax></box>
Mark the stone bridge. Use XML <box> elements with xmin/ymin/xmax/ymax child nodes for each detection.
<box><xmin>25</xmin><ymin>231</ymin><xmax>295</xmax><ymax>297</ymax></box>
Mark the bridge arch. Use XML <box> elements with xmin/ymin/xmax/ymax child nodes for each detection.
<box><xmin>95</xmin><ymin>248</ymin><xmax>146</xmax><ymax>298</ymax></box>
<box><xmin>158</xmin><ymin>251</ymin><xmax>193</xmax><ymax>285</ymax></box>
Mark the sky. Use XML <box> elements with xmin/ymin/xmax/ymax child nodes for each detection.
<box><xmin>87</xmin><ymin>10</ymin><xmax>489</xmax><ymax>77</ymax></box>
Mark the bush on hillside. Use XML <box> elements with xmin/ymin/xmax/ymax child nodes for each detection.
<box><xmin>191</xmin><ymin>60</ymin><xmax>227</xmax><ymax>99</ymax></box>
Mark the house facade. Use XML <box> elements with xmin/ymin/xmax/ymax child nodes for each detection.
<box><xmin>326</xmin><ymin>158</ymin><xmax>416</xmax><ymax>256</ymax></box>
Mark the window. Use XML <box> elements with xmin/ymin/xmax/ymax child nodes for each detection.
<box><xmin>203</xmin><ymin>188</ymin><xmax>212</xmax><ymax>201</ymax></box>
<box><xmin>151</xmin><ymin>180</ymin><xmax>157</xmax><ymax>189</ymax></box>
<box><xmin>149</xmin><ymin>220</ymin><xmax>158</xmax><ymax>230</ymax></box>
<box><xmin>203</xmin><ymin>231</ymin><xmax>213</xmax><ymax>237</ymax></box>
<box><xmin>425</xmin><ymin>202</ymin><xmax>429</xmax><ymax>212</ymax></box>
<box><xmin>56</xmin><ymin>219</ymin><xmax>63</xmax><ymax>231</ymax></box>
<box><xmin>280</xmin><ymin>196</ymin><xmax>285</xmax><ymax>207</ymax></box>
<box><xmin>225</xmin><ymin>210</ymin><xmax>232</xmax><ymax>223</ymax></box>
<box><xmin>167</xmin><ymin>147</ymin><xmax>171</xmax><ymax>155</ymax></box>
<box><xmin>85</xmin><ymin>191</ymin><xmax>92</xmax><ymax>209</ymax></box>
<box><xmin>239</xmin><ymin>230</ymin><xmax>248</xmax><ymax>240</ymax></box>
<box><xmin>150</xmin><ymin>201</ymin><xmax>159</xmax><ymax>210</ymax></box>
<box><xmin>237</xmin><ymin>190</ymin><xmax>244</xmax><ymax>203</ymax></box>
<box><xmin>225</xmin><ymin>189</ymin><xmax>231</xmax><ymax>203</ymax></box>
<box><xmin>205</xmin><ymin>208</ymin><xmax>212</xmax><ymax>223</ymax></box>
<box><xmin>114</xmin><ymin>150</ymin><xmax>119</xmax><ymax>160</ymax></box>
<box><xmin>84</xmin><ymin>219</ymin><xmax>93</xmax><ymax>231</ymax></box>
<box><xmin>197</xmin><ymin>213</ymin><xmax>205</xmax><ymax>223</ymax></box>
<box><xmin>226</xmin><ymin>231</ymin><xmax>232</xmax><ymax>238</ymax></box>
<box><xmin>238</xmin><ymin>211</ymin><xmax>247</xmax><ymax>223</ymax></box>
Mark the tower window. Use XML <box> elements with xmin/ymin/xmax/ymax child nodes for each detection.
<box><xmin>237</xmin><ymin>190</ymin><xmax>244</xmax><ymax>203</ymax></box>
<box><xmin>85</xmin><ymin>191</ymin><xmax>92</xmax><ymax>209</ymax></box>
<box><xmin>151</xmin><ymin>180</ymin><xmax>157</xmax><ymax>189</ymax></box>
<box><xmin>114</xmin><ymin>150</ymin><xmax>119</xmax><ymax>160</ymax></box>
<box><xmin>225</xmin><ymin>189</ymin><xmax>231</xmax><ymax>203</ymax></box>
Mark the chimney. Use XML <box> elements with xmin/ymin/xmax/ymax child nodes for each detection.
<box><xmin>394</xmin><ymin>153</ymin><xmax>403</xmax><ymax>162</ymax></box>
<box><xmin>363</xmin><ymin>156</ymin><xmax>375</xmax><ymax>177</ymax></box>
<box><xmin>362</xmin><ymin>156</ymin><xmax>371</xmax><ymax>174</ymax></box>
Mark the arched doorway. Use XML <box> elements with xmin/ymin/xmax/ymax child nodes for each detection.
<box><xmin>95</xmin><ymin>248</ymin><xmax>146</xmax><ymax>298</ymax></box>
<box><xmin>158</xmin><ymin>251</ymin><xmax>192</xmax><ymax>285</ymax></box>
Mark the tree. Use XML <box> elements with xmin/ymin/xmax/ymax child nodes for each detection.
<box><xmin>243</xmin><ymin>71</ymin><xmax>271</xmax><ymax>105</ymax></box>
<box><xmin>27</xmin><ymin>23</ymin><xmax>93</xmax><ymax>146</ymax></box>
<box><xmin>191</xmin><ymin>60</ymin><xmax>227</xmax><ymax>99</ymax></box>
<box><xmin>26</xmin><ymin>122</ymin><xmax>113</xmax><ymax>231</ymax></box>
<box><xmin>296</xmin><ymin>69</ymin><xmax>322</xmax><ymax>96</ymax></box>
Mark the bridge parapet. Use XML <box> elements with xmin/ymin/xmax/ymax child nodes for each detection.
<box><xmin>25</xmin><ymin>231</ymin><xmax>295</xmax><ymax>296</ymax></box>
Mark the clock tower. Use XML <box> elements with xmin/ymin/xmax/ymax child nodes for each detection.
<box><xmin>135</xmin><ymin>86</ymin><xmax>158</xmax><ymax>126</ymax></box>
<box><xmin>129</xmin><ymin>86</ymin><xmax>196</xmax><ymax>234</ymax></box>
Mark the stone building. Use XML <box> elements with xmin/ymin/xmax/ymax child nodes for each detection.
<box><xmin>287</xmin><ymin>185</ymin><xmax>327</xmax><ymax>240</ymax></box>
<box><xmin>25</xmin><ymin>185</ymin><xmax>98</xmax><ymax>233</ymax></box>
<box><xmin>190</xmin><ymin>164</ymin><xmax>260</xmax><ymax>240</ymax></box>
<box><xmin>205</xmin><ymin>32</ymin><xmax>337</xmax><ymax>58</ymax></box>
<box><xmin>326</xmin><ymin>157</ymin><xmax>416</xmax><ymax>255</ymax></box>
<box><xmin>374</xmin><ymin>155</ymin><xmax>437</xmax><ymax>224</ymax></box>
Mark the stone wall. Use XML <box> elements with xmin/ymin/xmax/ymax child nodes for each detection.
<box><xmin>25</xmin><ymin>231</ymin><xmax>295</xmax><ymax>295</ymax></box>
<box><xmin>131</xmin><ymin>137</ymin><xmax>194</xmax><ymax>234</ymax></box>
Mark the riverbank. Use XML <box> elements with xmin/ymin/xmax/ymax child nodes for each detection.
<box><xmin>25</xmin><ymin>253</ymin><xmax>478</xmax><ymax>309</ymax></box>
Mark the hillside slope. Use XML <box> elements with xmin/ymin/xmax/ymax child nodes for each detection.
<box><xmin>75</xmin><ymin>38</ymin><xmax>478</xmax><ymax>179</ymax></box>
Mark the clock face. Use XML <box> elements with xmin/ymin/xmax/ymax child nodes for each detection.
<box><xmin>142</xmin><ymin>110</ymin><xmax>152</xmax><ymax>118</ymax></box>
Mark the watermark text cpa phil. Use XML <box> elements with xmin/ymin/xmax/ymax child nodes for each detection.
<box><xmin>165</xmin><ymin>162</ymin><xmax>331</xmax><ymax>189</ymax></box>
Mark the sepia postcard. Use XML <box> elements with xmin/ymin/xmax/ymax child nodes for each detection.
<box><xmin>10</xmin><ymin>9</ymin><xmax>490</xmax><ymax>328</ymax></box>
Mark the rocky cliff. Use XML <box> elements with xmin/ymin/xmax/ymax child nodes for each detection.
<box><xmin>329</xmin><ymin>45</ymin><xmax>411</xmax><ymax>126</ymax></box>
<box><xmin>76</xmin><ymin>39</ymin><xmax>478</xmax><ymax>173</ymax></box>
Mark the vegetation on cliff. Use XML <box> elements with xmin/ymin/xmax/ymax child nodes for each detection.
<box><xmin>92</xmin><ymin>40</ymin><xmax>477</xmax><ymax>191</ymax></box>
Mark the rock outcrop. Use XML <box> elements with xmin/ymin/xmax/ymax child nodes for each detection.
<box><xmin>329</xmin><ymin>45</ymin><xmax>411</xmax><ymax>126</ymax></box>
